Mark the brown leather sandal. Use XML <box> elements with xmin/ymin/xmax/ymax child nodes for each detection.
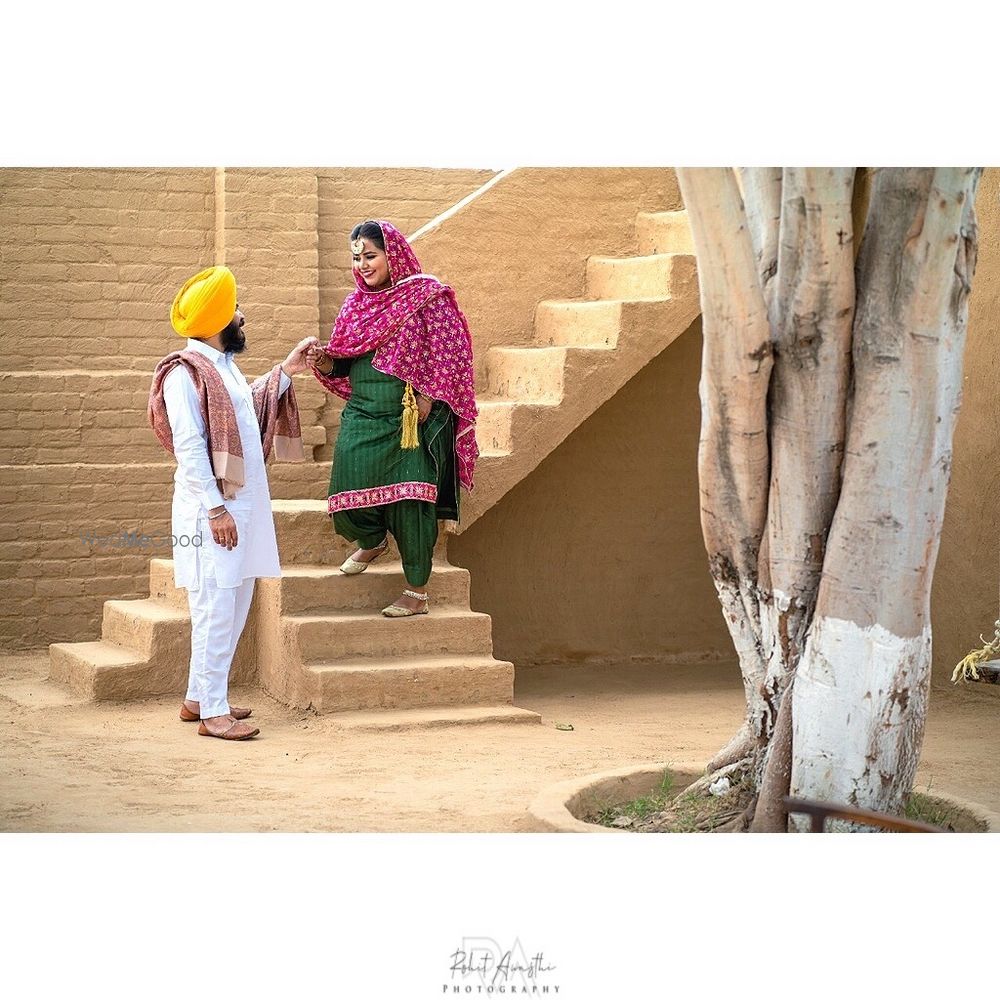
<box><xmin>197</xmin><ymin>719</ymin><xmax>260</xmax><ymax>740</ymax></box>
<box><xmin>180</xmin><ymin>702</ymin><xmax>252</xmax><ymax>722</ymax></box>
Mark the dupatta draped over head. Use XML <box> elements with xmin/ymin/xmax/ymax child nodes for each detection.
<box><xmin>314</xmin><ymin>220</ymin><xmax>479</xmax><ymax>491</ymax></box>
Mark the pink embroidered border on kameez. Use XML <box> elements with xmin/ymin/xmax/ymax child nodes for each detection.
<box><xmin>328</xmin><ymin>481</ymin><xmax>438</xmax><ymax>514</ymax></box>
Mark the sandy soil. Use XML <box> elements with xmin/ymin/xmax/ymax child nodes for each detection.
<box><xmin>1</xmin><ymin>653</ymin><xmax>998</xmax><ymax>832</ymax></box>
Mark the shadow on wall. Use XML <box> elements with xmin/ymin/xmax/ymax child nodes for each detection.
<box><xmin>450</xmin><ymin>319</ymin><xmax>733</xmax><ymax>669</ymax></box>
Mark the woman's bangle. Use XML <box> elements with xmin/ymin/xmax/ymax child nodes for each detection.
<box><xmin>207</xmin><ymin>508</ymin><xmax>228</xmax><ymax>520</ymax></box>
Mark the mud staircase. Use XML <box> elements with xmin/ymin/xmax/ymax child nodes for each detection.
<box><xmin>50</xmin><ymin>501</ymin><xmax>530</xmax><ymax>728</ymax></box>
<box><xmin>48</xmin><ymin>202</ymin><xmax>699</xmax><ymax>728</ymax></box>
<box><xmin>464</xmin><ymin>209</ymin><xmax>698</xmax><ymax>527</ymax></box>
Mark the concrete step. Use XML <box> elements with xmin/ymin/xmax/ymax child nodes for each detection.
<box><xmin>101</xmin><ymin>598</ymin><xmax>189</xmax><ymax>657</ymax></box>
<box><xmin>534</xmin><ymin>299</ymin><xmax>626</xmax><ymax>348</ymax></box>
<box><xmin>585</xmin><ymin>252</ymin><xmax>695</xmax><ymax>301</ymax></box>
<box><xmin>636</xmin><ymin>210</ymin><xmax>695</xmax><ymax>255</ymax></box>
<box><xmin>484</xmin><ymin>346</ymin><xmax>566</xmax><ymax>402</ymax></box>
<box><xmin>306</xmin><ymin>653</ymin><xmax>514</xmax><ymax>712</ymax></box>
<box><xmin>288</xmin><ymin>608</ymin><xmax>494</xmax><ymax>663</ymax></box>
<box><xmin>323</xmin><ymin>704</ymin><xmax>542</xmax><ymax>731</ymax></box>
<box><xmin>275</xmin><ymin>562</ymin><xmax>471</xmax><ymax>614</ymax></box>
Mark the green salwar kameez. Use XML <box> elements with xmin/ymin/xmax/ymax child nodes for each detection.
<box><xmin>329</xmin><ymin>351</ymin><xmax>459</xmax><ymax>587</ymax></box>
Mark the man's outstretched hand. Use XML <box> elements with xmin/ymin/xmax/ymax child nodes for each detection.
<box><xmin>281</xmin><ymin>336</ymin><xmax>322</xmax><ymax>377</ymax></box>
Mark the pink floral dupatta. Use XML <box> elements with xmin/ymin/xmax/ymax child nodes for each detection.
<box><xmin>313</xmin><ymin>221</ymin><xmax>479</xmax><ymax>491</ymax></box>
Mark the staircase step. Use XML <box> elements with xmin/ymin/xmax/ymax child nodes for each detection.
<box><xmin>267</xmin><ymin>463</ymin><xmax>334</xmax><ymax>501</ymax></box>
<box><xmin>49</xmin><ymin>640</ymin><xmax>144</xmax><ymax>698</ymax></box>
<box><xmin>306</xmin><ymin>653</ymin><xmax>514</xmax><ymax>712</ymax></box>
<box><xmin>472</xmin><ymin>398</ymin><xmax>561</xmax><ymax>459</ymax></box>
<box><xmin>585</xmin><ymin>252</ymin><xmax>693</xmax><ymax>300</ymax></box>
<box><xmin>149</xmin><ymin>558</ymin><xmax>189</xmax><ymax>612</ymax></box>
<box><xmin>272</xmin><ymin>499</ymin><xmax>384</xmax><ymax>565</ymax></box>
<box><xmin>535</xmin><ymin>299</ymin><xmax>626</xmax><ymax>348</ymax></box>
<box><xmin>324</xmin><ymin>704</ymin><xmax>542</xmax><ymax>731</ymax></box>
<box><xmin>458</xmin><ymin>295</ymin><xmax>701</xmax><ymax>531</ymax></box>
<box><xmin>288</xmin><ymin>608</ymin><xmax>494</xmax><ymax>663</ymax></box>
<box><xmin>148</xmin><ymin>555</ymin><xmax>470</xmax><ymax>616</ymax></box>
<box><xmin>102</xmin><ymin>598</ymin><xmax>189</xmax><ymax>657</ymax></box>
<box><xmin>475</xmin><ymin>399</ymin><xmax>516</xmax><ymax>454</ymax></box>
<box><xmin>276</xmin><ymin>562</ymin><xmax>471</xmax><ymax>614</ymax></box>
<box><xmin>485</xmin><ymin>346</ymin><xmax>566</xmax><ymax>402</ymax></box>
<box><xmin>636</xmin><ymin>210</ymin><xmax>695</xmax><ymax>255</ymax></box>
<box><xmin>48</xmin><ymin>637</ymin><xmax>190</xmax><ymax>701</ymax></box>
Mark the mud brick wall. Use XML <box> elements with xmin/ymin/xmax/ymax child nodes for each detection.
<box><xmin>0</xmin><ymin>169</ymin><xmax>216</xmax><ymax>372</ymax></box>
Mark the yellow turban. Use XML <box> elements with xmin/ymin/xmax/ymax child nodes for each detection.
<box><xmin>170</xmin><ymin>265</ymin><xmax>237</xmax><ymax>338</ymax></box>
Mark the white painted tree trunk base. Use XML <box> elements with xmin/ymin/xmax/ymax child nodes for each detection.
<box><xmin>789</xmin><ymin>615</ymin><xmax>931</xmax><ymax>829</ymax></box>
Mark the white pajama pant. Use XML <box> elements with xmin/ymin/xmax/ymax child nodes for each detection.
<box><xmin>184</xmin><ymin>573</ymin><xmax>256</xmax><ymax>719</ymax></box>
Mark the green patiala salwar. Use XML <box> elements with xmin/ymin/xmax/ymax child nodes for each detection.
<box><xmin>328</xmin><ymin>351</ymin><xmax>458</xmax><ymax>587</ymax></box>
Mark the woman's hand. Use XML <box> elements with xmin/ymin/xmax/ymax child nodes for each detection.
<box><xmin>306</xmin><ymin>344</ymin><xmax>335</xmax><ymax>375</ymax></box>
<box><xmin>282</xmin><ymin>337</ymin><xmax>321</xmax><ymax>377</ymax></box>
<box><xmin>416</xmin><ymin>393</ymin><xmax>432</xmax><ymax>424</ymax></box>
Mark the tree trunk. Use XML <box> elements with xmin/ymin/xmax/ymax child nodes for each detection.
<box><xmin>676</xmin><ymin>167</ymin><xmax>981</xmax><ymax>830</ymax></box>
<box><xmin>752</xmin><ymin>167</ymin><xmax>856</xmax><ymax>829</ymax></box>
<box><xmin>788</xmin><ymin>168</ymin><xmax>980</xmax><ymax>823</ymax></box>
<box><xmin>676</xmin><ymin>169</ymin><xmax>772</xmax><ymax>770</ymax></box>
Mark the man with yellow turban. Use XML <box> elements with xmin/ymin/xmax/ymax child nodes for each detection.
<box><xmin>149</xmin><ymin>265</ymin><xmax>320</xmax><ymax>741</ymax></box>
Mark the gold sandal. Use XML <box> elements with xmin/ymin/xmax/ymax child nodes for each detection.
<box><xmin>381</xmin><ymin>590</ymin><xmax>429</xmax><ymax>618</ymax></box>
<box><xmin>340</xmin><ymin>535</ymin><xmax>389</xmax><ymax>575</ymax></box>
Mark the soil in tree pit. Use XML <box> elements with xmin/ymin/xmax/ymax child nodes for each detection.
<box><xmin>587</xmin><ymin>769</ymin><xmax>988</xmax><ymax>833</ymax></box>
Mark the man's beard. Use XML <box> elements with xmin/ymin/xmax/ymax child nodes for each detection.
<box><xmin>220</xmin><ymin>317</ymin><xmax>247</xmax><ymax>354</ymax></box>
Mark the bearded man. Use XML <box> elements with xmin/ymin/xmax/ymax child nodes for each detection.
<box><xmin>148</xmin><ymin>265</ymin><xmax>319</xmax><ymax>740</ymax></box>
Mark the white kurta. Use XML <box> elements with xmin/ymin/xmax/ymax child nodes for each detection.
<box><xmin>162</xmin><ymin>338</ymin><xmax>289</xmax><ymax>591</ymax></box>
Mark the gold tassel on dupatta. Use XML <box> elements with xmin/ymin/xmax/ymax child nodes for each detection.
<box><xmin>401</xmin><ymin>383</ymin><xmax>420</xmax><ymax>449</ymax></box>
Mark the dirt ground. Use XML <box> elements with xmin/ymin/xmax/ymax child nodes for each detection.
<box><xmin>1</xmin><ymin>653</ymin><xmax>998</xmax><ymax>832</ymax></box>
